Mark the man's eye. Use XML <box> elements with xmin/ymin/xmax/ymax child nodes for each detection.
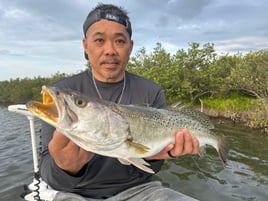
<box><xmin>95</xmin><ymin>38</ymin><xmax>104</xmax><ymax>43</ymax></box>
<box><xmin>116</xmin><ymin>39</ymin><xmax>126</xmax><ymax>44</ymax></box>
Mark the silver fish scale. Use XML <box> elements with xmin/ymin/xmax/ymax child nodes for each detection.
<box><xmin>111</xmin><ymin>104</ymin><xmax>209</xmax><ymax>137</ymax></box>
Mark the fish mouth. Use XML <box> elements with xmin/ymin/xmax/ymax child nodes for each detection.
<box><xmin>26</xmin><ymin>86</ymin><xmax>60</xmax><ymax>125</ymax></box>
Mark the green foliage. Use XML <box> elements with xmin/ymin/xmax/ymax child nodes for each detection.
<box><xmin>229</xmin><ymin>50</ymin><xmax>268</xmax><ymax>97</ymax></box>
<box><xmin>228</xmin><ymin>50</ymin><xmax>268</xmax><ymax>113</ymax></box>
<box><xmin>209</xmin><ymin>53</ymin><xmax>241</xmax><ymax>95</ymax></box>
<box><xmin>202</xmin><ymin>92</ymin><xmax>258</xmax><ymax>112</ymax></box>
<box><xmin>0</xmin><ymin>72</ymin><xmax>67</xmax><ymax>104</ymax></box>
<box><xmin>128</xmin><ymin>43</ymin><xmax>268</xmax><ymax>106</ymax></box>
<box><xmin>128</xmin><ymin>42</ymin><xmax>218</xmax><ymax>104</ymax></box>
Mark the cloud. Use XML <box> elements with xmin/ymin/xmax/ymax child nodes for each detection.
<box><xmin>0</xmin><ymin>49</ymin><xmax>10</xmax><ymax>55</ymax></box>
<box><xmin>166</xmin><ymin>0</ymin><xmax>212</xmax><ymax>19</ymax></box>
<box><xmin>0</xmin><ymin>0</ymin><xmax>86</xmax><ymax>42</ymax></box>
<box><xmin>215</xmin><ymin>36</ymin><xmax>268</xmax><ymax>53</ymax></box>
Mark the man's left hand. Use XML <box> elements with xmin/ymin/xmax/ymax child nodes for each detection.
<box><xmin>146</xmin><ymin>128</ymin><xmax>199</xmax><ymax>160</ymax></box>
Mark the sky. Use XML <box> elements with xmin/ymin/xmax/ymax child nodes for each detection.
<box><xmin>0</xmin><ymin>0</ymin><xmax>268</xmax><ymax>81</ymax></box>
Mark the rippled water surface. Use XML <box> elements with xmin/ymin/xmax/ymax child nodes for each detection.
<box><xmin>1</xmin><ymin>106</ymin><xmax>268</xmax><ymax>201</ymax></box>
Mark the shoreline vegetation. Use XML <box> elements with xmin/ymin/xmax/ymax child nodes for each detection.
<box><xmin>1</xmin><ymin>42</ymin><xmax>267</xmax><ymax>133</ymax></box>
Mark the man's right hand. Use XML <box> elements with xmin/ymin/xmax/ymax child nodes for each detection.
<box><xmin>48</xmin><ymin>130</ymin><xmax>94</xmax><ymax>175</ymax></box>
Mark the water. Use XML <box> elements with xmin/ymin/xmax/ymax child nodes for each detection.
<box><xmin>1</xmin><ymin>106</ymin><xmax>268</xmax><ymax>201</ymax></box>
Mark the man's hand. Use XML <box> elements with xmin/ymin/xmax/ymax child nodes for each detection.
<box><xmin>146</xmin><ymin>128</ymin><xmax>199</xmax><ymax>160</ymax></box>
<box><xmin>48</xmin><ymin>130</ymin><xmax>94</xmax><ymax>175</ymax></box>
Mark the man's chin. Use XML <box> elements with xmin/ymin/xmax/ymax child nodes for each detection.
<box><xmin>103</xmin><ymin>71</ymin><xmax>124</xmax><ymax>82</ymax></box>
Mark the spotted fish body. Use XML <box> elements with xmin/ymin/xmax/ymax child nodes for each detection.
<box><xmin>26</xmin><ymin>86</ymin><xmax>228</xmax><ymax>173</ymax></box>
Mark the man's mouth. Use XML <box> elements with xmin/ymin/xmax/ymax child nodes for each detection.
<box><xmin>100</xmin><ymin>58</ymin><xmax>120</xmax><ymax>65</ymax></box>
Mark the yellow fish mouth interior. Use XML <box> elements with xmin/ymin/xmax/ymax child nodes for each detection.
<box><xmin>27</xmin><ymin>86</ymin><xmax>59</xmax><ymax>123</ymax></box>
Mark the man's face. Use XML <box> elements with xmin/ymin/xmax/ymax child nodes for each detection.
<box><xmin>83</xmin><ymin>19</ymin><xmax>133</xmax><ymax>82</ymax></box>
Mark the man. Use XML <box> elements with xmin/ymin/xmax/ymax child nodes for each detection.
<box><xmin>40</xmin><ymin>3</ymin><xmax>199</xmax><ymax>201</ymax></box>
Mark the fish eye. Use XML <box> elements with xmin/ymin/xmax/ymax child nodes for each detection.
<box><xmin>74</xmin><ymin>97</ymin><xmax>87</xmax><ymax>108</ymax></box>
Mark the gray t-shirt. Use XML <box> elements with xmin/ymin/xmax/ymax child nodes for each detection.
<box><xmin>39</xmin><ymin>70</ymin><xmax>166</xmax><ymax>198</ymax></box>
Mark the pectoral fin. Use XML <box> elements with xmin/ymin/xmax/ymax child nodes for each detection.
<box><xmin>118</xmin><ymin>158</ymin><xmax>131</xmax><ymax>165</ymax></box>
<box><xmin>126</xmin><ymin>140</ymin><xmax>150</xmax><ymax>154</ymax></box>
<box><xmin>118</xmin><ymin>158</ymin><xmax>155</xmax><ymax>174</ymax></box>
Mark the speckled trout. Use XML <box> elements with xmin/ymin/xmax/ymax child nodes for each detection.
<box><xmin>26</xmin><ymin>86</ymin><xmax>229</xmax><ymax>173</ymax></box>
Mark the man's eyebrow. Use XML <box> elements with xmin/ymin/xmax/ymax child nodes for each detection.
<box><xmin>91</xmin><ymin>32</ymin><xmax>127</xmax><ymax>38</ymax></box>
<box><xmin>114</xmin><ymin>32</ymin><xmax>128</xmax><ymax>38</ymax></box>
<box><xmin>92</xmin><ymin>32</ymin><xmax>104</xmax><ymax>37</ymax></box>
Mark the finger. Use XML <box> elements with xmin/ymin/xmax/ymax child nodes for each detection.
<box><xmin>172</xmin><ymin>131</ymin><xmax>184</xmax><ymax>156</ymax></box>
<box><xmin>66</xmin><ymin>140</ymin><xmax>81</xmax><ymax>153</ymax></box>
<box><xmin>182</xmin><ymin>130</ymin><xmax>193</xmax><ymax>154</ymax></box>
<box><xmin>145</xmin><ymin>144</ymin><xmax>174</xmax><ymax>160</ymax></box>
<box><xmin>156</xmin><ymin>143</ymin><xmax>174</xmax><ymax>158</ymax></box>
<box><xmin>50</xmin><ymin>130</ymin><xmax>70</xmax><ymax>149</ymax></box>
<box><xmin>77</xmin><ymin>148</ymin><xmax>94</xmax><ymax>164</ymax></box>
<box><xmin>53</xmin><ymin>131</ymin><xmax>83</xmax><ymax>153</ymax></box>
<box><xmin>191</xmin><ymin>136</ymin><xmax>200</xmax><ymax>154</ymax></box>
<box><xmin>165</xmin><ymin>144</ymin><xmax>175</xmax><ymax>158</ymax></box>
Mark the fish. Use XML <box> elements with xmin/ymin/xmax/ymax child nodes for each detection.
<box><xmin>26</xmin><ymin>85</ymin><xmax>229</xmax><ymax>174</ymax></box>
<box><xmin>168</xmin><ymin>102</ymin><xmax>215</xmax><ymax>130</ymax></box>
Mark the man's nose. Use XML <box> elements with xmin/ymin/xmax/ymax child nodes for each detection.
<box><xmin>104</xmin><ymin>41</ymin><xmax>116</xmax><ymax>56</ymax></box>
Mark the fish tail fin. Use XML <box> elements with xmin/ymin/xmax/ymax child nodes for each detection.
<box><xmin>217</xmin><ymin>134</ymin><xmax>229</xmax><ymax>165</ymax></box>
<box><xmin>198</xmin><ymin>146</ymin><xmax>206</xmax><ymax>158</ymax></box>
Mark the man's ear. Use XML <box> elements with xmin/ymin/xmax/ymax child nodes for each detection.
<box><xmin>82</xmin><ymin>38</ymin><xmax>89</xmax><ymax>60</ymax></box>
<box><xmin>129</xmin><ymin>40</ymin><xmax>134</xmax><ymax>55</ymax></box>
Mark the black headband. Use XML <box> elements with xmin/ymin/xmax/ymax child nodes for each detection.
<box><xmin>83</xmin><ymin>10</ymin><xmax>132</xmax><ymax>37</ymax></box>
